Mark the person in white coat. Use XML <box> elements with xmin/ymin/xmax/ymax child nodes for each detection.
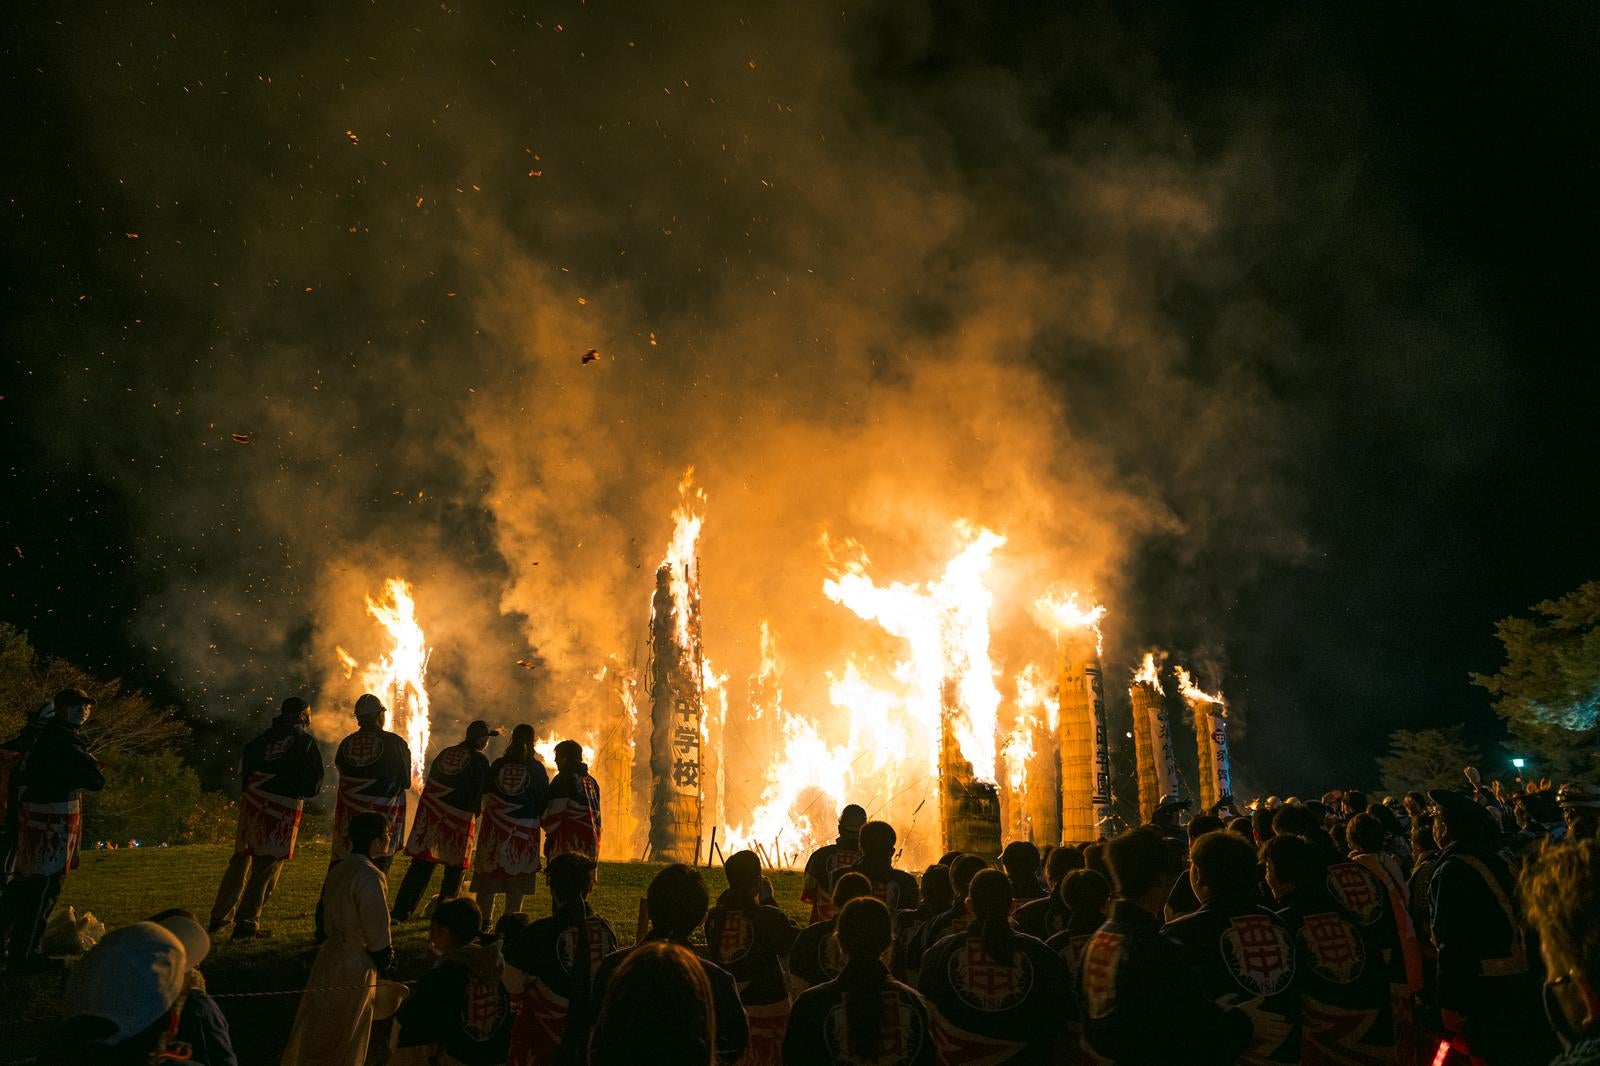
<box><xmin>281</xmin><ymin>811</ymin><xmax>395</xmax><ymax>1066</ymax></box>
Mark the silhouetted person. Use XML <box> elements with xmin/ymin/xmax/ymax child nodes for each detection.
<box><xmin>593</xmin><ymin>940</ymin><xmax>719</xmax><ymax>1066</ymax></box>
<box><xmin>706</xmin><ymin>849</ymin><xmax>801</xmax><ymax>1062</ymax></box>
<box><xmin>800</xmin><ymin>804</ymin><xmax>867</xmax><ymax>924</ymax></box>
<box><xmin>391</xmin><ymin>719</ymin><xmax>498</xmax><ymax>922</ymax></box>
<box><xmin>2</xmin><ymin>688</ymin><xmax>104</xmax><ymax>968</ymax></box>
<box><xmin>209</xmin><ymin>697</ymin><xmax>324</xmax><ymax>941</ymax></box>
<box><xmin>541</xmin><ymin>739</ymin><xmax>601</xmax><ymax>861</ymax></box>
<box><xmin>474</xmin><ymin>724</ymin><xmax>550</xmax><ymax>928</ymax></box>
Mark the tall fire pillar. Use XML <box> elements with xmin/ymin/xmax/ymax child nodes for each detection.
<box><xmin>939</xmin><ymin>680</ymin><xmax>1002</xmax><ymax>859</ymax></box>
<box><xmin>647</xmin><ymin>563</ymin><xmax>704</xmax><ymax>863</ymax></box>
<box><xmin>1191</xmin><ymin>704</ymin><xmax>1232</xmax><ymax>810</ymax></box>
<box><xmin>1059</xmin><ymin>637</ymin><xmax>1112</xmax><ymax>843</ymax></box>
<box><xmin>1129</xmin><ymin>668</ymin><xmax>1177</xmax><ymax>824</ymax></box>
<box><xmin>596</xmin><ymin>658</ymin><xmax>640</xmax><ymax>860</ymax></box>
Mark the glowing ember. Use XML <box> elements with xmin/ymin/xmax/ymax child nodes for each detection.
<box><xmin>338</xmin><ymin>578</ymin><xmax>432</xmax><ymax>783</ymax></box>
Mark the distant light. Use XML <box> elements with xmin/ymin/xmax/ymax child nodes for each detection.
<box><xmin>1511</xmin><ymin>757</ymin><xmax>1526</xmax><ymax>769</ymax></box>
<box><xmin>1125</xmin><ymin>731</ymin><xmax>1134</xmax><ymax>738</ymax></box>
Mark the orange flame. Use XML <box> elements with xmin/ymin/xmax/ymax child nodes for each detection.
<box><xmin>534</xmin><ymin>730</ymin><xmax>595</xmax><ymax>766</ymax></box>
<box><xmin>1034</xmin><ymin>590</ymin><xmax>1108</xmax><ymax>656</ymax></box>
<box><xmin>661</xmin><ymin>467</ymin><xmax>706</xmax><ymax>648</ymax></box>
<box><xmin>1131</xmin><ymin>650</ymin><xmax>1165</xmax><ymax>694</ymax></box>
<box><xmin>1173</xmin><ymin>665</ymin><xmax>1224</xmax><ymax>708</ymax></box>
<box><xmin>342</xmin><ymin>578</ymin><xmax>432</xmax><ymax>784</ymax></box>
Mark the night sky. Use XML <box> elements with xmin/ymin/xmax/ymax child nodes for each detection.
<box><xmin>2</xmin><ymin>3</ymin><xmax>1596</xmax><ymax>794</ymax></box>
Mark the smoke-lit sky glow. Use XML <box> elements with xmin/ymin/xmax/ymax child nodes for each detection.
<box><xmin>2</xmin><ymin>4</ymin><xmax>1596</xmax><ymax>795</ymax></box>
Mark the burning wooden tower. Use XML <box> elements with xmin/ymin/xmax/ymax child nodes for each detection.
<box><xmin>939</xmin><ymin>680</ymin><xmax>1003</xmax><ymax>859</ymax></box>
<box><xmin>595</xmin><ymin>657</ymin><xmax>641</xmax><ymax>860</ymax></box>
<box><xmin>1058</xmin><ymin>638</ymin><xmax>1112</xmax><ymax>843</ymax></box>
<box><xmin>646</xmin><ymin>474</ymin><xmax>709</xmax><ymax>864</ymax></box>
<box><xmin>1176</xmin><ymin>667</ymin><xmax>1232</xmax><ymax>811</ymax></box>
<box><xmin>1129</xmin><ymin>653</ymin><xmax>1179</xmax><ymax>824</ymax></box>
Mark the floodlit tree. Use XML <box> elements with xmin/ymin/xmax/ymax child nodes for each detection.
<box><xmin>1471</xmin><ymin>581</ymin><xmax>1600</xmax><ymax>781</ymax></box>
<box><xmin>1376</xmin><ymin>726</ymin><xmax>1481</xmax><ymax>795</ymax></box>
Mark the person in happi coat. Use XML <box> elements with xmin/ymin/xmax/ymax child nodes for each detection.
<box><xmin>391</xmin><ymin>719</ymin><xmax>498</xmax><ymax>922</ymax></box>
<box><xmin>503</xmin><ymin>851</ymin><xmax>618</xmax><ymax>1066</ymax></box>
<box><xmin>705</xmin><ymin>849</ymin><xmax>802</xmax><ymax>1065</ymax></box>
<box><xmin>392</xmin><ymin>897</ymin><xmax>514</xmax><ymax>1066</ymax></box>
<box><xmin>832</xmin><ymin>821</ymin><xmax>920</xmax><ymax>918</ymax></box>
<box><xmin>998</xmin><ymin>841</ymin><xmax>1047</xmax><ymax>905</ymax></box>
<box><xmin>206</xmin><ymin>696</ymin><xmax>324</xmax><ymax>940</ymax></box>
<box><xmin>800</xmin><ymin>804</ymin><xmax>866</xmax><ymax>925</ymax></box>
<box><xmin>315</xmin><ymin>693</ymin><xmax>413</xmax><ymax>941</ymax></box>
<box><xmin>592</xmin><ymin>941</ymin><xmax>722</xmax><ymax>1066</ymax></box>
<box><xmin>1078</xmin><ymin>829</ymin><xmax>1252</xmax><ymax>1064</ymax></box>
<box><xmin>1045</xmin><ymin>868</ymin><xmax>1111</xmax><ymax>981</ymax></box>
<box><xmin>541</xmin><ymin>739</ymin><xmax>601</xmax><ymax>861</ymax></box>
<box><xmin>474</xmin><ymin>724</ymin><xmax>550</xmax><ymax>929</ymax></box>
<box><xmin>783</xmin><ymin>896</ymin><xmax>936</xmax><ymax>1066</ymax></box>
<box><xmin>1427</xmin><ymin>787</ymin><xmax>1555</xmax><ymax>1065</ymax></box>
<box><xmin>891</xmin><ymin>865</ymin><xmax>953</xmax><ymax>982</ymax></box>
<box><xmin>790</xmin><ymin>872</ymin><xmax>873</xmax><ymax>996</ymax></box>
<box><xmin>1164</xmin><ymin>831</ymin><xmax>1301</xmax><ymax>1065</ymax></box>
<box><xmin>592</xmin><ymin>863</ymin><xmax>751</xmax><ymax>1064</ymax></box>
<box><xmin>0</xmin><ymin>702</ymin><xmax>53</xmax><ymax>896</ymax></box>
<box><xmin>1</xmin><ymin>688</ymin><xmax>103</xmax><ymax>969</ymax></box>
<box><xmin>917</xmin><ymin>869</ymin><xmax>1072</xmax><ymax>1064</ymax></box>
<box><xmin>1262</xmin><ymin>833</ymin><xmax>1397</xmax><ymax>1065</ymax></box>
<box><xmin>1013</xmin><ymin>844</ymin><xmax>1083</xmax><ymax>941</ymax></box>
<box><xmin>899</xmin><ymin>853</ymin><xmax>985</xmax><ymax>981</ymax></box>
<box><xmin>281</xmin><ymin>811</ymin><xmax>396</xmax><ymax>1066</ymax></box>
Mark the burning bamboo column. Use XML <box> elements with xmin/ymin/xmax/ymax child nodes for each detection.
<box><xmin>939</xmin><ymin>679</ymin><xmax>1002</xmax><ymax>859</ymax></box>
<box><xmin>1176</xmin><ymin>667</ymin><xmax>1231</xmax><ymax>811</ymax></box>
<box><xmin>596</xmin><ymin>658</ymin><xmax>640</xmax><ymax>860</ymax></box>
<box><xmin>647</xmin><ymin>562</ymin><xmax>705</xmax><ymax>863</ymax></box>
<box><xmin>1058</xmin><ymin>639</ymin><xmax>1112</xmax><ymax>843</ymax></box>
<box><xmin>1129</xmin><ymin>653</ymin><xmax>1178</xmax><ymax>824</ymax></box>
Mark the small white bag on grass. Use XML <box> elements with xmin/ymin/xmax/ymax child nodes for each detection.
<box><xmin>42</xmin><ymin>906</ymin><xmax>106</xmax><ymax>956</ymax></box>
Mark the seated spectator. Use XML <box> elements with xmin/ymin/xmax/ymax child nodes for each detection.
<box><xmin>999</xmin><ymin>841</ymin><xmax>1046</xmax><ymax>903</ymax></box>
<box><xmin>591</xmin><ymin>863</ymin><xmax>749</xmax><ymax>1064</ymax></box>
<box><xmin>917</xmin><ymin>868</ymin><xmax>1071</xmax><ymax>1063</ymax></box>
<box><xmin>892</xmin><ymin>864</ymin><xmax>953</xmax><ymax>980</ymax></box>
<box><xmin>1014</xmin><ymin>845</ymin><xmax>1083</xmax><ymax>940</ymax></box>
<box><xmin>592</xmin><ymin>940</ymin><xmax>719</xmax><ymax>1066</ymax></box>
<box><xmin>1045</xmin><ymin>868</ymin><xmax>1111</xmax><ymax>979</ymax></box>
<box><xmin>62</xmin><ymin>921</ymin><xmax>192</xmax><ymax>1065</ymax></box>
<box><xmin>147</xmin><ymin>908</ymin><xmax>236</xmax><ymax>1066</ymax></box>
<box><xmin>784</xmin><ymin>896</ymin><xmax>935</xmax><ymax>1065</ymax></box>
<box><xmin>705</xmin><ymin>849</ymin><xmax>801</xmax><ymax>1064</ymax></box>
<box><xmin>504</xmin><ymin>851</ymin><xmax>617</xmax><ymax>1065</ymax></box>
<box><xmin>790</xmin><ymin>872</ymin><xmax>873</xmax><ymax>995</ymax></box>
<box><xmin>393</xmin><ymin>896</ymin><xmax>512</xmax><ymax>1066</ymax></box>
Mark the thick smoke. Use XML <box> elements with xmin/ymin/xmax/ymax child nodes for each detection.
<box><xmin>11</xmin><ymin>4</ymin><xmax>1315</xmax><ymax>788</ymax></box>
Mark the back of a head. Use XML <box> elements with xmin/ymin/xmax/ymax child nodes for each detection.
<box><xmin>1045</xmin><ymin>844</ymin><xmax>1085</xmax><ymax>885</ymax></box>
<box><xmin>1521</xmin><ymin>839</ymin><xmax>1600</xmax><ymax>1002</ymax></box>
<box><xmin>723</xmin><ymin>850</ymin><xmax>763</xmax><ymax>896</ymax></box>
<box><xmin>593</xmin><ymin>941</ymin><xmax>715</xmax><ymax>1066</ymax></box>
<box><xmin>920</xmin><ymin>865</ymin><xmax>953</xmax><ymax>911</ymax></box>
<box><xmin>1187</xmin><ymin>814</ymin><xmax>1225</xmax><ymax>841</ymax></box>
<box><xmin>1347</xmin><ymin>813</ymin><xmax>1387</xmax><ymax>855</ymax></box>
<box><xmin>547</xmin><ymin>851</ymin><xmax>598</xmax><ymax>904</ymax></box>
<box><xmin>832</xmin><ymin>872</ymin><xmax>873</xmax><ymax>910</ymax></box>
<box><xmin>1261</xmin><ymin>834</ymin><xmax>1324</xmax><ymax>892</ymax></box>
<box><xmin>859</xmin><ymin>820</ymin><xmax>896</xmax><ymax>859</ymax></box>
<box><xmin>347</xmin><ymin>810</ymin><xmax>389</xmax><ymax>854</ymax></box>
<box><xmin>1105</xmin><ymin>829</ymin><xmax>1178</xmax><ymax>900</ymax></box>
<box><xmin>433</xmin><ymin>897</ymin><xmax>483</xmax><ymax>944</ymax></box>
<box><xmin>1344</xmin><ymin>789</ymin><xmax>1367</xmax><ymax>813</ymax></box>
<box><xmin>1082</xmin><ymin>841</ymin><xmax>1110</xmax><ymax>879</ymax></box>
<box><xmin>1271</xmin><ymin>803</ymin><xmax>1321</xmax><ymax>840</ymax></box>
<box><xmin>1368</xmin><ymin>802</ymin><xmax>1403</xmax><ymax>835</ymax></box>
<box><xmin>835</xmin><ymin>895</ymin><xmax>893</xmax><ymax>962</ymax></box>
<box><xmin>1228</xmin><ymin>818</ymin><xmax>1257</xmax><ymax>844</ymax></box>
<box><xmin>648</xmin><ymin>864</ymin><xmax>711</xmax><ymax>937</ymax></box>
<box><xmin>950</xmin><ymin>853</ymin><xmax>988</xmax><ymax>895</ymax></box>
<box><xmin>1190</xmin><ymin>830</ymin><xmax>1260</xmax><ymax>899</ymax></box>
<box><xmin>968</xmin><ymin>868</ymin><xmax>1012</xmax><ymax>922</ymax></box>
<box><xmin>554</xmin><ymin>738</ymin><xmax>583</xmax><ymax>766</ymax></box>
<box><xmin>839</xmin><ymin>803</ymin><xmax>868</xmax><ymax>836</ymax></box>
<box><xmin>1061</xmin><ymin>869</ymin><xmax>1112</xmax><ymax>917</ymax></box>
<box><xmin>1000</xmin><ymin>840</ymin><xmax>1040</xmax><ymax>878</ymax></box>
<box><xmin>1251</xmin><ymin>807</ymin><xmax>1276</xmax><ymax>843</ymax></box>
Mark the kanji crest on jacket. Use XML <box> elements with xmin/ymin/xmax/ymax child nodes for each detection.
<box><xmin>236</xmin><ymin>771</ymin><xmax>306</xmax><ymax>859</ymax></box>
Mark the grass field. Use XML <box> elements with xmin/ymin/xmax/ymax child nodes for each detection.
<box><xmin>3</xmin><ymin>841</ymin><xmax>808</xmax><ymax>1066</ymax></box>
